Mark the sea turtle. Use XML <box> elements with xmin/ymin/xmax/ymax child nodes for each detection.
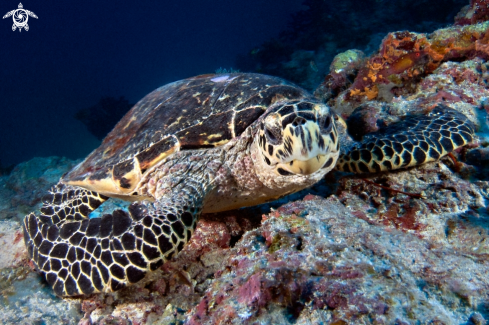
<box><xmin>2</xmin><ymin>3</ymin><xmax>37</xmax><ymax>32</ymax></box>
<box><xmin>23</xmin><ymin>73</ymin><xmax>474</xmax><ymax>297</ymax></box>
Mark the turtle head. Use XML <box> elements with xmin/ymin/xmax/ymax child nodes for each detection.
<box><xmin>255</xmin><ymin>100</ymin><xmax>340</xmax><ymax>177</ymax></box>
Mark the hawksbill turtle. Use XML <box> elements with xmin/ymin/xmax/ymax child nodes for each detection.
<box><xmin>2</xmin><ymin>3</ymin><xmax>37</xmax><ymax>32</ymax></box>
<box><xmin>23</xmin><ymin>73</ymin><xmax>474</xmax><ymax>296</ymax></box>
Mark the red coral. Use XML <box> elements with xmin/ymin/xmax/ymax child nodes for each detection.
<box><xmin>237</xmin><ymin>273</ymin><xmax>272</xmax><ymax>309</ymax></box>
<box><xmin>13</xmin><ymin>230</ymin><xmax>23</xmax><ymax>244</ymax></box>
<box><xmin>455</xmin><ymin>0</ymin><xmax>489</xmax><ymax>26</ymax></box>
<box><xmin>346</xmin><ymin>32</ymin><xmax>436</xmax><ymax>101</ymax></box>
<box><xmin>187</xmin><ymin>296</ymin><xmax>209</xmax><ymax>325</ymax></box>
<box><xmin>331</xmin><ymin>266</ymin><xmax>364</xmax><ymax>279</ymax></box>
<box><xmin>318</xmin><ymin>23</ymin><xmax>489</xmax><ymax>105</ymax></box>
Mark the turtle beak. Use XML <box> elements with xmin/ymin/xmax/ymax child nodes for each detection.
<box><xmin>285</xmin><ymin>155</ymin><xmax>330</xmax><ymax>175</ymax></box>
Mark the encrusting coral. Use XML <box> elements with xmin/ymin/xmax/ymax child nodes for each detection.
<box><xmin>318</xmin><ymin>20</ymin><xmax>489</xmax><ymax>113</ymax></box>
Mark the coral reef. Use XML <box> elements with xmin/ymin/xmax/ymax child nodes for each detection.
<box><xmin>317</xmin><ymin>21</ymin><xmax>489</xmax><ymax>114</ymax></box>
<box><xmin>455</xmin><ymin>0</ymin><xmax>489</xmax><ymax>26</ymax></box>
<box><xmin>0</xmin><ymin>157</ymin><xmax>84</xmax><ymax>324</ymax></box>
<box><xmin>0</xmin><ymin>157</ymin><xmax>79</xmax><ymax>221</ymax></box>
<box><xmin>75</xmin><ymin>96</ymin><xmax>134</xmax><ymax>140</ymax></box>
<box><xmin>187</xmin><ymin>193</ymin><xmax>489</xmax><ymax>324</ymax></box>
<box><xmin>2</xmin><ymin>2</ymin><xmax>489</xmax><ymax>323</ymax></box>
<box><xmin>237</xmin><ymin>0</ymin><xmax>466</xmax><ymax>89</ymax></box>
<box><xmin>0</xmin><ymin>160</ymin><xmax>14</xmax><ymax>177</ymax></box>
<box><xmin>314</xmin><ymin>49</ymin><xmax>365</xmax><ymax>103</ymax></box>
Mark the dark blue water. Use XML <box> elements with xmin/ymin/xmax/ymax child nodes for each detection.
<box><xmin>0</xmin><ymin>0</ymin><xmax>302</xmax><ymax>166</ymax></box>
<box><xmin>0</xmin><ymin>0</ymin><xmax>464</xmax><ymax>168</ymax></box>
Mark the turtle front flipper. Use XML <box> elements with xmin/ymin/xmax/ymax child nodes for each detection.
<box><xmin>336</xmin><ymin>106</ymin><xmax>475</xmax><ymax>173</ymax></box>
<box><xmin>35</xmin><ymin>182</ymin><xmax>108</xmax><ymax>226</ymax></box>
<box><xmin>23</xmin><ymin>181</ymin><xmax>204</xmax><ymax>296</ymax></box>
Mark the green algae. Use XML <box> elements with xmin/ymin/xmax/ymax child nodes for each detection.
<box><xmin>0</xmin><ymin>266</ymin><xmax>31</xmax><ymax>304</ymax></box>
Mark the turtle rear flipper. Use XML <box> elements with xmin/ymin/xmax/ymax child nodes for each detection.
<box><xmin>23</xmin><ymin>180</ymin><xmax>203</xmax><ymax>296</ymax></box>
<box><xmin>24</xmin><ymin>23</ymin><xmax>28</xmax><ymax>31</ymax></box>
<box><xmin>336</xmin><ymin>106</ymin><xmax>475</xmax><ymax>173</ymax></box>
<box><xmin>12</xmin><ymin>24</ymin><xmax>16</xmax><ymax>31</ymax></box>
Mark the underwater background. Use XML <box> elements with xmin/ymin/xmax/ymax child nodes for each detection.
<box><xmin>0</xmin><ymin>0</ymin><xmax>303</xmax><ymax>168</ymax></box>
<box><xmin>2</xmin><ymin>0</ymin><xmax>489</xmax><ymax>324</ymax></box>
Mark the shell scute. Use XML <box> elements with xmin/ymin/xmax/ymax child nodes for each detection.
<box><xmin>135</xmin><ymin>136</ymin><xmax>179</xmax><ymax>171</ymax></box>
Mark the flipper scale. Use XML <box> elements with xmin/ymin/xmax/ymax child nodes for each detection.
<box><xmin>336</xmin><ymin>107</ymin><xmax>475</xmax><ymax>173</ymax></box>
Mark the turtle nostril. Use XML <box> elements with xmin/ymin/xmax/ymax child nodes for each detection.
<box><xmin>323</xmin><ymin>116</ymin><xmax>331</xmax><ymax>130</ymax></box>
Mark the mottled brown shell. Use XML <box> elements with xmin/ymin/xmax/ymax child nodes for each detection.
<box><xmin>63</xmin><ymin>73</ymin><xmax>310</xmax><ymax>196</ymax></box>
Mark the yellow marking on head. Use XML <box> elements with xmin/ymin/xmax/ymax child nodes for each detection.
<box><xmin>279</xmin><ymin>155</ymin><xmax>329</xmax><ymax>175</ymax></box>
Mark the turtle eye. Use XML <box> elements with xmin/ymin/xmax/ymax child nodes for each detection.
<box><xmin>265</xmin><ymin>127</ymin><xmax>277</xmax><ymax>143</ymax></box>
<box><xmin>263</xmin><ymin>114</ymin><xmax>282</xmax><ymax>145</ymax></box>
